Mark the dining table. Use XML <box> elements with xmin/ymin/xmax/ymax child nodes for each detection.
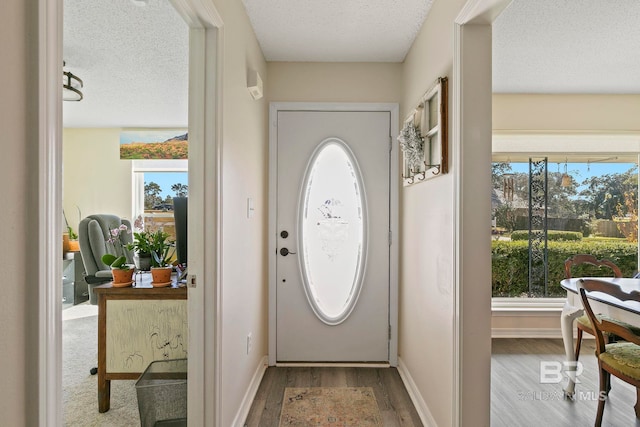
<box><xmin>560</xmin><ymin>277</ymin><xmax>640</xmax><ymax>398</ymax></box>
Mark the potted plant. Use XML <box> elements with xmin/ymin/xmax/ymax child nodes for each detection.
<box><xmin>66</xmin><ymin>225</ymin><xmax>80</xmax><ymax>252</ymax></box>
<box><xmin>126</xmin><ymin>231</ymin><xmax>153</xmax><ymax>271</ymax></box>
<box><xmin>63</xmin><ymin>209</ymin><xmax>80</xmax><ymax>252</ymax></box>
<box><xmin>149</xmin><ymin>230</ymin><xmax>175</xmax><ymax>285</ymax></box>
<box><xmin>101</xmin><ymin>253</ymin><xmax>134</xmax><ymax>286</ymax></box>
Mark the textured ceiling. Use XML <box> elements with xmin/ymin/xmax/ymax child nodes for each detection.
<box><xmin>241</xmin><ymin>0</ymin><xmax>434</xmax><ymax>62</ymax></box>
<box><xmin>63</xmin><ymin>0</ymin><xmax>188</xmax><ymax>128</ymax></box>
<box><xmin>63</xmin><ymin>0</ymin><xmax>640</xmax><ymax>128</ymax></box>
<box><xmin>493</xmin><ymin>0</ymin><xmax>640</xmax><ymax>94</ymax></box>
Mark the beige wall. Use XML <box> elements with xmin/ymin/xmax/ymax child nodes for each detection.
<box><xmin>494</xmin><ymin>94</ymin><xmax>640</xmax><ymax>131</ymax></box>
<box><xmin>0</xmin><ymin>0</ymin><xmax>38</xmax><ymax>424</ymax></box>
<box><xmin>400</xmin><ymin>0</ymin><xmax>468</xmax><ymax>426</ymax></box>
<box><xmin>213</xmin><ymin>0</ymin><xmax>269</xmax><ymax>425</ymax></box>
<box><xmin>63</xmin><ymin>129</ymin><xmax>133</xmax><ymax>230</ymax></box>
<box><xmin>267</xmin><ymin>62</ymin><xmax>402</xmax><ymax>103</ymax></box>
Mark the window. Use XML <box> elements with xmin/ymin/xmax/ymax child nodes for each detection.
<box><xmin>132</xmin><ymin>159</ymin><xmax>187</xmax><ymax>240</ymax></box>
<box><xmin>491</xmin><ymin>157</ymin><xmax>638</xmax><ymax>299</ymax></box>
<box><xmin>298</xmin><ymin>139</ymin><xmax>367</xmax><ymax>325</ymax></box>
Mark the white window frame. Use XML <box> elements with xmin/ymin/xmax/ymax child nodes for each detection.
<box><xmin>131</xmin><ymin>159</ymin><xmax>188</xmax><ymax>220</ymax></box>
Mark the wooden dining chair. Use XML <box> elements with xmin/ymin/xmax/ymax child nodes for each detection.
<box><xmin>565</xmin><ymin>254</ymin><xmax>623</xmax><ymax>281</ymax></box>
<box><xmin>564</xmin><ymin>254</ymin><xmax>623</xmax><ymax>360</ymax></box>
<box><xmin>578</xmin><ymin>278</ymin><xmax>640</xmax><ymax>427</ymax></box>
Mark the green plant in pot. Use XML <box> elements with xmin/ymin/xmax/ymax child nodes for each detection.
<box><xmin>148</xmin><ymin>230</ymin><xmax>175</xmax><ymax>286</ymax></box>
<box><xmin>67</xmin><ymin>225</ymin><xmax>78</xmax><ymax>240</ymax></box>
<box><xmin>101</xmin><ymin>253</ymin><xmax>134</xmax><ymax>285</ymax></box>
<box><xmin>126</xmin><ymin>231</ymin><xmax>154</xmax><ymax>271</ymax></box>
<box><xmin>63</xmin><ymin>209</ymin><xmax>80</xmax><ymax>252</ymax></box>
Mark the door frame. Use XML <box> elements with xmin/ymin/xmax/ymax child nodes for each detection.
<box><xmin>268</xmin><ymin>102</ymin><xmax>399</xmax><ymax>366</ymax></box>
<box><xmin>453</xmin><ymin>0</ymin><xmax>512</xmax><ymax>425</ymax></box>
<box><xmin>38</xmin><ymin>0</ymin><xmax>224</xmax><ymax>425</ymax></box>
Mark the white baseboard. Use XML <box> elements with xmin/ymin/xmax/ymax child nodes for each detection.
<box><xmin>492</xmin><ymin>328</ymin><xmax>562</xmax><ymax>338</ymax></box>
<box><xmin>492</xmin><ymin>328</ymin><xmax>596</xmax><ymax>339</ymax></box>
<box><xmin>276</xmin><ymin>362</ymin><xmax>389</xmax><ymax>368</ymax></box>
<box><xmin>231</xmin><ymin>355</ymin><xmax>268</xmax><ymax>427</ymax></box>
<box><xmin>397</xmin><ymin>358</ymin><xmax>438</xmax><ymax>427</ymax></box>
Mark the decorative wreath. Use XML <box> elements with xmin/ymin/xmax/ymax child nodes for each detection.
<box><xmin>397</xmin><ymin>122</ymin><xmax>424</xmax><ymax>172</ymax></box>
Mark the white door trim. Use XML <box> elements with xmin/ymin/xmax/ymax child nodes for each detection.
<box><xmin>38</xmin><ymin>0</ymin><xmax>63</xmax><ymax>424</ymax></box>
<box><xmin>268</xmin><ymin>102</ymin><xmax>399</xmax><ymax>366</ymax></box>
<box><xmin>38</xmin><ymin>0</ymin><xmax>223</xmax><ymax>425</ymax></box>
<box><xmin>172</xmin><ymin>2</ymin><xmax>224</xmax><ymax>424</ymax></box>
<box><xmin>453</xmin><ymin>1</ymin><xmax>512</xmax><ymax>426</ymax></box>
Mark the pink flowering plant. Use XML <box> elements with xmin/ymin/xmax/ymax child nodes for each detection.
<box><xmin>108</xmin><ymin>224</ymin><xmax>131</xmax><ymax>249</ymax></box>
<box><xmin>133</xmin><ymin>214</ymin><xmax>144</xmax><ymax>232</ymax></box>
<box><xmin>101</xmin><ymin>224</ymin><xmax>133</xmax><ymax>269</ymax></box>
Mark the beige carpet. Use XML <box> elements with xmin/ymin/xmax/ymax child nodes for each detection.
<box><xmin>279</xmin><ymin>387</ymin><xmax>382</xmax><ymax>427</ymax></box>
<box><xmin>63</xmin><ymin>304</ymin><xmax>140</xmax><ymax>426</ymax></box>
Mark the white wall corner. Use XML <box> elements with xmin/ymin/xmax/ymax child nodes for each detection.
<box><xmin>397</xmin><ymin>358</ymin><xmax>439</xmax><ymax>427</ymax></box>
<box><xmin>453</xmin><ymin>20</ymin><xmax>493</xmax><ymax>427</ymax></box>
<box><xmin>231</xmin><ymin>356</ymin><xmax>268</xmax><ymax>427</ymax></box>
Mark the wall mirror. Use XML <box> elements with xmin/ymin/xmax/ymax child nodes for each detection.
<box><xmin>399</xmin><ymin>76</ymin><xmax>448</xmax><ymax>185</ymax></box>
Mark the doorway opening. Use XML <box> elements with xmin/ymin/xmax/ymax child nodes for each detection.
<box><xmin>40</xmin><ymin>0</ymin><xmax>223</xmax><ymax>424</ymax></box>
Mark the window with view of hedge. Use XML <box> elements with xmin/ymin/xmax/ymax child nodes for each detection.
<box><xmin>491</xmin><ymin>160</ymin><xmax>638</xmax><ymax>298</ymax></box>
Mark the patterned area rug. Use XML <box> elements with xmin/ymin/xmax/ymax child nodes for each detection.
<box><xmin>279</xmin><ymin>387</ymin><xmax>382</xmax><ymax>427</ymax></box>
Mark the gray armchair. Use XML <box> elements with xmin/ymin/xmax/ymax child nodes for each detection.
<box><xmin>78</xmin><ymin>214</ymin><xmax>134</xmax><ymax>304</ymax></box>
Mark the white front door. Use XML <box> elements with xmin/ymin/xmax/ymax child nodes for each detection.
<box><xmin>275</xmin><ymin>109</ymin><xmax>391</xmax><ymax>362</ymax></box>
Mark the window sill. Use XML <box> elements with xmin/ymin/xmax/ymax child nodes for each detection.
<box><xmin>492</xmin><ymin>297</ymin><xmax>565</xmax><ymax>316</ymax></box>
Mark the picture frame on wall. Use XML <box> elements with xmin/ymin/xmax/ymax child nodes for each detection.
<box><xmin>120</xmin><ymin>129</ymin><xmax>188</xmax><ymax>160</ymax></box>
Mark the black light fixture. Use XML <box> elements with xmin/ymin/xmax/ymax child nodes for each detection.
<box><xmin>63</xmin><ymin>61</ymin><xmax>83</xmax><ymax>102</ymax></box>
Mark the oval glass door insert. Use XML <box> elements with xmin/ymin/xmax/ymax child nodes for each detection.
<box><xmin>298</xmin><ymin>138</ymin><xmax>368</xmax><ymax>325</ymax></box>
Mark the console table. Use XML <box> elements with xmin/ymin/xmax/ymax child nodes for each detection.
<box><xmin>93</xmin><ymin>280</ymin><xmax>188</xmax><ymax>413</ymax></box>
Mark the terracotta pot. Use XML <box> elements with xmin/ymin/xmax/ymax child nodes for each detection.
<box><xmin>111</xmin><ymin>268</ymin><xmax>134</xmax><ymax>285</ymax></box>
<box><xmin>151</xmin><ymin>266</ymin><xmax>172</xmax><ymax>284</ymax></box>
<box><xmin>62</xmin><ymin>233</ymin><xmax>70</xmax><ymax>253</ymax></box>
<box><xmin>68</xmin><ymin>240</ymin><xmax>80</xmax><ymax>252</ymax></box>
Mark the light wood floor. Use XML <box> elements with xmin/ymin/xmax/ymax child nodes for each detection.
<box><xmin>244</xmin><ymin>366</ymin><xmax>423</xmax><ymax>426</ymax></box>
<box><xmin>491</xmin><ymin>338</ymin><xmax>640</xmax><ymax>427</ymax></box>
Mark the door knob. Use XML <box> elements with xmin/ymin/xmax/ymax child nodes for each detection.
<box><xmin>280</xmin><ymin>247</ymin><xmax>296</xmax><ymax>256</ymax></box>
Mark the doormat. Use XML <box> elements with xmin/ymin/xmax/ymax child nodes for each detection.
<box><xmin>279</xmin><ymin>387</ymin><xmax>382</xmax><ymax>427</ymax></box>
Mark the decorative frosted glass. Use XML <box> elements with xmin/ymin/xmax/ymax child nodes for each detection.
<box><xmin>298</xmin><ymin>138</ymin><xmax>367</xmax><ymax>325</ymax></box>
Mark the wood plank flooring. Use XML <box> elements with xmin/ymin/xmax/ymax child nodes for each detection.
<box><xmin>491</xmin><ymin>338</ymin><xmax>640</xmax><ymax>427</ymax></box>
<box><xmin>244</xmin><ymin>367</ymin><xmax>423</xmax><ymax>427</ymax></box>
<box><xmin>245</xmin><ymin>339</ymin><xmax>640</xmax><ymax>426</ymax></box>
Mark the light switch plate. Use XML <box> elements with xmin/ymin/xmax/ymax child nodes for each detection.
<box><xmin>247</xmin><ymin>197</ymin><xmax>255</xmax><ymax>218</ymax></box>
